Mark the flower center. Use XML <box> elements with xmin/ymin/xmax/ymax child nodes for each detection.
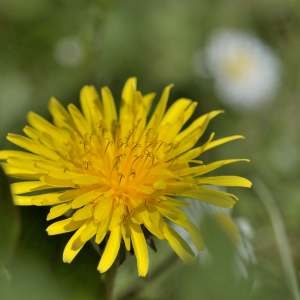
<box><xmin>67</xmin><ymin>126</ymin><xmax>172</xmax><ymax>210</ymax></box>
<box><xmin>222</xmin><ymin>50</ymin><xmax>254</xmax><ymax>79</ymax></box>
<box><xmin>109</xmin><ymin>141</ymin><xmax>157</xmax><ymax>191</ymax></box>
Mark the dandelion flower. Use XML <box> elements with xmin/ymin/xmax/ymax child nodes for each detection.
<box><xmin>0</xmin><ymin>78</ymin><xmax>251</xmax><ymax>276</ymax></box>
<box><xmin>203</xmin><ymin>29</ymin><xmax>280</xmax><ymax>109</ymax></box>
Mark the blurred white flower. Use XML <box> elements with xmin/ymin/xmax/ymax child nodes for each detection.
<box><xmin>203</xmin><ymin>29</ymin><xmax>280</xmax><ymax>109</ymax></box>
<box><xmin>235</xmin><ymin>217</ymin><xmax>257</xmax><ymax>278</ymax></box>
<box><xmin>54</xmin><ymin>36</ymin><xmax>84</xmax><ymax>67</ymax></box>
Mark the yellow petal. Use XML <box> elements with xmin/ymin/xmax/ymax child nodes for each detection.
<box><xmin>171</xmin><ymin>112</ymin><xmax>222</xmax><ymax>159</ymax></box>
<box><xmin>0</xmin><ymin>150</ymin><xmax>39</xmax><ymax>161</ymax></box>
<box><xmin>40</xmin><ymin>175</ymin><xmax>75</xmax><ymax>188</ymax></box>
<box><xmin>72</xmin><ymin>221</ymin><xmax>97</xmax><ymax>250</ymax></box>
<box><xmin>109</xmin><ymin>204</ymin><xmax>126</xmax><ymax>229</ymax></box>
<box><xmin>161</xmin><ymin>98</ymin><xmax>196</xmax><ymax>127</ymax></box>
<box><xmin>156</xmin><ymin>203</ymin><xmax>203</xmax><ymax>251</ymax></box>
<box><xmin>119</xmin><ymin>78</ymin><xmax>139</xmax><ymax>139</ymax></box>
<box><xmin>22</xmin><ymin>125</ymin><xmax>39</xmax><ymax>140</ymax></box>
<box><xmin>10</xmin><ymin>181</ymin><xmax>49</xmax><ymax>195</ymax></box>
<box><xmin>121</xmin><ymin>77</ymin><xmax>137</xmax><ymax>105</ymax></box>
<box><xmin>174</xmin><ymin>134</ymin><xmax>244</xmax><ymax>163</ymax></box>
<box><xmin>48</xmin><ymin>97</ymin><xmax>71</xmax><ymax>127</ymax></box>
<box><xmin>27</xmin><ymin>111</ymin><xmax>63</xmax><ymax>139</ymax></box>
<box><xmin>142</xmin><ymin>92</ymin><xmax>156</xmax><ymax>116</ymax></box>
<box><xmin>188</xmin><ymin>188</ymin><xmax>238</xmax><ymax>208</ymax></box>
<box><xmin>177</xmin><ymin>159</ymin><xmax>249</xmax><ymax>177</ymax></box>
<box><xmin>80</xmin><ymin>85</ymin><xmax>102</xmax><ymax>130</ymax></box>
<box><xmin>97</xmin><ymin>227</ymin><xmax>121</xmax><ymax>273</ymax></box>
<box><xmin>47</xmin><ymin>203</ymin><xmax>72</xmax><ymax>221</ymax></box>
<box><xmin>138</xmin><ymin>210</ymin><xmax>164</xmax><ymax>240</ymax></box>
<box><xmin>7</xmin><ymin>158</ymin><xmax>41</xmax><ymax>173</ymax></box>
<box><xmin>13</xmin><ymin>192</ymin><xmax>62</xmax><ymax>206</ymax></box>
<box><xmin>101</xmin><ymin>86</ymin><xmax>117</xmax><ymax>130</ymax></box>
<box><xmin>156</xmin><ymin>202</ymin><xmax>188</xmax><ymax>225</ymax></box>
<box><xmin>47</xmin><ymin>218</ymin><xmax>84</xmax><ymax>235</ymax></box>
<box><xmin>147</xmin><ymin>84</ymin><xmax>173</xmax><ymax>128</ymax></box>
<box><xmin>175</xmin><ymin>110</ymin><xmax>223</xmax><ymax>143</ymax></box>
<box><xmin>94</xmin><ymin>198</ymin><xmax>113</xmax><ymax>244</ymax></box>
<box><xmin>6</xmin><ymin>133</ymin><xmax>60</xmax><ymax>161</ymax></box>
<box><xmin>197</xmin><ymin>176</ymin><xmax>252</xmax><ymax>188</ymax></box>
<box><xmin>214</xmin><ymin>213</ymin><xmax>240</xmax><ymax>243</ymax></box>
<box><xmin>67</xmin><ymin>104</ymin><xmax>89</xmax><ymax>136</ymax></box>
<box><xmin>202</xmin><ymin>135</ymin><xmax>245</xmax><ymax>153</ymax></box>
<box><xmin>158</xmin><ymin>100</ymin><xmax>197</xmax><ymax>143</ymax></box>
<box><xmin>121</xmin><ymin>224</ymin><xmax>131</xmax><ymax>251</ymax></box>
<box><xmin>71</xmin><ymin>189</ymin><xmax>103</xmax><ymax>209</ymax></box>
<box><xmin>94</xmin><ymin>196</ymin><xmax>113</xmax><ymax>222</ymax></box>
<box><xmin>184</xmin><ymin>222</ymin><xmax>204</xmax><ymax>251</ymax></box>
<box><xmin>95</xmin><ymin>222</ymin><xmax>109</xmax><ymax>244</ymax></box>
<box><xmin>46</xmin><ymin>170</ymin><xmax>101</xmax><ymax>186</ymax></box>
<box><xmin>72</xmin><ymin>205</ymin><xmax>93</xmax><ymax>221</ymax></box>
<box><xmin>70</xmin><ymin>174</ymin><xmax>101</xmax><ymax>186</ymax></box>
<box><xmin>63</xmin><ymin>224</ymin><xmax>88</xmax><ymax>263</ymax></box>
<box><xmin>2</xmin><ymin>163</ymin><xmax>41</xmax><ymax>180</ymax></box>
<box><xmin>168</xmin><ymin>184</ymin><xmax>238</xmax><ymax>208</ymax></box>
<box><xmin>130</xmin><ymin>223</ymin><xmax>149</xmax><ymax>277</ymax></box>
<box><xmin>80</xmin><ymin>85</ymin><xmax>95</xmax><ymax>122</ymax></box>
<box><xmin>59</xmin><ymin>187</ymin><xmax>94</xmax><ymax>202</ymax></box>
<box><xmin>162</xmin><ymin>222</ymin><xmax>194</xmax><ymax>262</ymax></box>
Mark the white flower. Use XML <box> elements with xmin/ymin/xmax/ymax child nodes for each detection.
<box><xmin>234</xmin><ymin>217</ymin><xmax>257</xmax><ymax>278</ymax></box>
<box><xmin>203</xmin><ymin>29</ymin><xmax>280</xmax><ymax>109</ymax></box>
<box><xmin>54</xmin><ymin>36</ymin><xmax>84</xmax><ymax>67</ymax></box>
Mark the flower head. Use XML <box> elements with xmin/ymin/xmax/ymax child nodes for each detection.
<box><xmin>203</xmin><ymin>29</ymin><xmax>280</xmax><ymax>109</ymax></box>
<box><xmin>0</xmin><ymin>78</ymin><xmax>251</xmax><ymax>276</ymax></box>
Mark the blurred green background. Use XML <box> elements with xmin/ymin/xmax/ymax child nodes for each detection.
<box><xmin>0</xmin><ymin>0</ymin><xmax>300</xmax><ymax>299</ymax></box>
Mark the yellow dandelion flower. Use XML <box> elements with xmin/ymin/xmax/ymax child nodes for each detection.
<box><xmin>0</xmin><ymin>78</ymin><xmax>251</xmax><ymax>277</ymax></box>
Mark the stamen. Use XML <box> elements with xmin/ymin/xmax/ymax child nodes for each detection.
<box><xmin>104</xmin><ymin>140</ymin><xmax>111</xmax><ymax>153</ymax></box>
<box><xmin>129</xmin><ymin>170</ymin><xmax>136</xmax><ymax>178</ymax></box>
<box><xmin>118</xmin><ymin>173</ymin><xmax>125</xmax><ymax>184</ymax></box>
<box><xmin>83</xmin><ymin>160</ymin><xmax>89</xmax><ymax>169</ymax></box>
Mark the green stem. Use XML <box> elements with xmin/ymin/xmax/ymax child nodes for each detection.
<box><xmin>90</xmin><ymin>241</ymin><xmax>118</xmax><ymax>300</ymax></box>
<box><xmin>104</xmin><ymin>263</ymin><xmax>118</xmax><ymax>300</ymax></box>
<box><xmin>117</xmin><ymin>253</ymin><xmax>178</xmax><ymax>300</ymax></box>
<box><xmin>255</xmin><ymin>178</ymin><xmax>300</xmax><ymax>300</ymax></box>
